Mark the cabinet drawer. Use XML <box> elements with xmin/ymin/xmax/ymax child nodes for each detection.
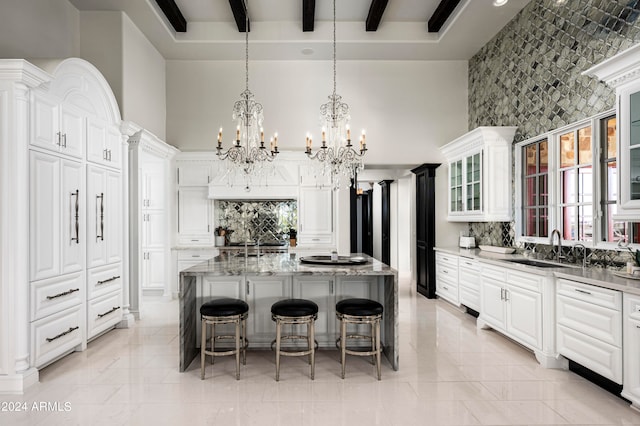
<box><xmin>297</xmin><ymin>233</ymin><xmax>333</xmax><ymax>245</ymax></box>
<box><xmin>624</xmin><ymin>293</ymin><xmax>640</xmax><ymax>322</ymax></box>
<box><xmin>557</xmin><ymin>279</ymin><xmax>622</xmax><ymax>310</ymax></box>
<box><xmin>459</xmin><ymin>258</ymin><xmax>480</xmax><ymax>272</ymax></box>
<box><xmin>177</xmin><ymin>236</ymin><xmax>213</xmax><ymax>246</ymax></box>
<box><xmin>506</xmin><ymin>269</ymin><xmax>543</xmax><ymax>293</ymax></box>
<box><xmin>557</xmin><ymin>324</ymin><xmax>622</xmax><ymax>384</ymax></box>
<box><xmin>87</xmin><ymin>263</ymin><xmax>121</xmax><ymax>300</ymax></box>
<box><xmin>557</xmin><ymin>294</ymin><xmax>622</xmax><ymax>346</ymax></box>
<box><xmin>176</xmin><ymin>250</ymin><xmax>217</xmax><ymax>261</ymax></box>
<box><xmin>481</xmin><ymin>263</ymin><xmax>506</xmax><ymax>282</ymax></box>
<box><xmin>87</xmin><ymin>290</ymin><xmax>122</xmax><ymax>339</ymax></box>
<box><xmin>31</xmin><ymin>305</ymin><xmax>83</xmax><ymax>368</ymax></box>
<box><xmin>30</xmin><ymin>272</ymin><xmax>84</xmax><ymax>321</ymax></box>
<box><xmin>436</xmin><ymin>252</ymin><xmax>458</xmax><ymax>269</ymax></box>
<box><xmin>436</xmin><ymin>263</ymin><xmax>458</xmax><ymax>281</ymax></box>
<box><xmin>459</xmin><ymin>284</ymin><xmax>480</xmax><ymax>312</ymax></box>
<box><xmin>436</xmin><ymin>276</ymin><xmax>458</xmax><ymax>304</ymax></box>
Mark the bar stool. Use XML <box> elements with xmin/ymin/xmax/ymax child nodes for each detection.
<box><xmin>271</xmin><ymin>298</ymin><xmax>318</xmax><ymax>381</ymax></box>
<box><xmin>200</xmin><ymin>298</ymin><xmax>249</xmax><ymax>380</ymax></box>
<box><xmin>336</xmin><ymin>298</ymin><xmax>383</xmax><ymax>380</ymax></box>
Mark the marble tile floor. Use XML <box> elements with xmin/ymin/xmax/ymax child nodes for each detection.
<box><xmin>3</xmin><ymin>276</ymin><xmax>640</xmax><ymax>426</ymax></box>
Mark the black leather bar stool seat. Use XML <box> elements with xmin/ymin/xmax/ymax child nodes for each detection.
<box><xmin>336</xmin><ymin>298</ymin><xmax>383</xmax><ymax>380</ymax></box>
<box><xmin>336</xmin><ymin>298</ymin><xmax>383</xmax><ymax>316</ymax></box>
<box><xmin>200</xmin><ymin>298</ymin><xmax>249</xmax><ymax>381</ymax></box>
<box><xmin>271</xmin><ymin>299</ymin><xmax>318</xmax><ymax>381</ymax></box>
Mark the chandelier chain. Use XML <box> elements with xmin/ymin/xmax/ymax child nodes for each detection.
<box><xmin>245</xmin><ymin>1</ymin><xmax>249</xmax><ymax>92</ymax></box>
<box><xmin>332</xmin><ymin>0</ymin><xmax>336</xmax><ymax>97</ymax></box>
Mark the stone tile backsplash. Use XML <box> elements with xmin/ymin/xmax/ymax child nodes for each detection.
<box><xmin>215</xmin><ymin>200</ymin><xmax>297</xmax><ymax>243</ymax></box>
<box><xmin>466</xmin><ymin>0</ymin><xmax>640</xmax><ymax>270</ymax></box>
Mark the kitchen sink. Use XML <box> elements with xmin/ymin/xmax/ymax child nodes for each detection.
<box><xmin>505</xmin><ymin>259</ymin><xmax>567</xmax><ymax>268</ymax></box>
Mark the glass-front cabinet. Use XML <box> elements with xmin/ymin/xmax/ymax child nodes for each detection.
<box><xmin>441</xmin><ymin>127</ymin><xmax>517</xmax><ymax>222</ymax></box>
<box><xmin>585</xmin><ymin>44</ymin><xmax>640</xmax><ymax>220</ymax></box>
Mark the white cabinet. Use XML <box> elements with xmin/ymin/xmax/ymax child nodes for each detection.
<box><xmin>177</xmin><ymin>161</ymin><xmax>212</xmax><ymax>186</ymax></box>
<box><xmin>246</xmin><ymin>276</ymin><xmax>292</xmax><ymax>346</ymax></box>
<box><xmin>556</xmin><ymin>279</ymin><xmax>622</xmax><ymax>383</ymax></box>
<box><xmin>87</xmin><ymin>117</ymin><xmax>121</xmax><ymax>169</ymax></box>
<box><xmin>177</xmin><ymin>187</ymin><xmax>212</xmax><ymax>245</ymax></box>
<box><xmin>440</xmin><ymin>127</ymin><xmax>517</xmax><ymax>222</ymax></box>
<box><xmin>87</xmin><ymin>290</ymin><xmax>122</xmax><ymax>339</ymax></box>
<box><xmin>87</xmin><ymin>165</ymin><xmax>122</xmax><ymax>268</ymax></box>
<box><xmin>458</xmin><ymin>258</ymin><xmax>481</xmax><ymax>311</ymax></box>
<box><xmin>622</xmin><ymin>293</ymin><xmax>640</xmax><ymax>410</ymax></box>
<box><xmin>31</xmin><ymin>90</ymin><xmax>85</xmax><ymax>159</ymax></box>
<box><xmin>435</xmin><ymin>252</ymin><xmax>459</xmax><ymax>306</ymax></box>
<box><xmin>293</xmin><ymin>276</ymin><xmax>336</xmax><ymax>346</ymax></box>
<box><xmin>30</xmin><ymin>151</ymin><xmax>85</xmax><ymax>281</ymax></box>
<box><xmin>30</xmin><ymin>305</ymin><xmax>84</xmax><ymax>369</ymax></box>
<box><xmin>480</xmin><ymin>264</ymin><xmax>543</xmax><ymax>351</ymax></box>
<box><xmin>298</xmin><ymin>187</ymin><xmax>334</xmax><ymax>246</ymax></box>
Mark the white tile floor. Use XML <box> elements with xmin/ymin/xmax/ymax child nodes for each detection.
<box><xmin>3</xmin><ymin>276</ymin><xmax>640</xmax><ymax>425</ymax></box>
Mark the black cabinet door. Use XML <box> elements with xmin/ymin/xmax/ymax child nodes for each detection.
<box><xmin>412</xmin><ymin>164</ymin><xmax>440</xmax><ymax>298</ymax></box>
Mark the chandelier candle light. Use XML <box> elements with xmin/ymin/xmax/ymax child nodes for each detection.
<box><xmin>304</xmin><ymin>0</ymin><xmax>367</xmax><ymax>190</ymax></box>
<box><xmin>216</xmin><ymin>0</ymin><xmax>278</xmax><ymax>190</ymax></box>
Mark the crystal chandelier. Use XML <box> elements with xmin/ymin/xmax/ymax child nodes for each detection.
<box><xmin>216</xmin><ymin>0</ymin><xmax>278</xmax><ymax>191</ymax></box>
<box><xmin>304</xmin><ymin>0</ymin><xmax>367</xmax><ymax>190</ymax></box>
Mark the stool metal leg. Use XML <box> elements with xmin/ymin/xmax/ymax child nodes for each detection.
<box><xmin>340</xmin><ymin>317</ymin><xmax>347</xmax><ymax>379</ymax></box>
<box><xmin>375</xmin><ymin>319</ymin><xmax>381</xmax><ymax>380</ymax></box>
<box><xmin>275</xmin><ymin>318</ymin><xmax>282</xmax><ymax>382</ymax></box>
<box><xmin>210</xmin><ymin>322</ymin><xmax>215</xmax><ymax>365</ymax></box>
<box><xmin>235</xmin><ymin>319</ymin><xmax>241</xmax><ymax>380</ymax></box>
<box><xmin>310</xmin><ymin>318</ymin><xmax>315</xmax><ymax>380</ymax></box>
<box><xmin>242</xmin><ymin>317</ymin><xmax>247</xmax><ymax>366</ymax></box>
<box><xmin>200</xmin><ymin>318</ymin><xmax>207</xmax><ymax>380</ymax></box>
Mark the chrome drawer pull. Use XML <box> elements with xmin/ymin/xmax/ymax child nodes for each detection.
<box><xmin>46</xmin><ymin>288</ymin><xmax>80</xmax><ymax>300</ymax></box>
<box><xmin>192</xmin><ymin>255</ymin><xmax>201</xmax><ymax>258</ymax></box>
<box><xmin>575</xmin><ymin>288</ymin><xmax>592</xmax><ymax>295</ymax></box>
<box><xmin>442</xmin><ymin>270</ymin><xmax>448</xmax><ymax>274</ymax></box>
<box><xmin>97</xmin><ymin>306</ymin><xmax>121</xmax><ymax>318</ymax></box>
<box><xmin>96</xmin><ymin>275</ymin><xmax>120</xmax><ymax>285</ymax></box>
<box><xmin>46</xmin><ymin>326</ymin><xmax>79</xmax><ymax>342</ymax></box>
<box><xmin>443</xmin><ymin>286</ymin><xmax>448</xmax><ymax>290</ymax></box>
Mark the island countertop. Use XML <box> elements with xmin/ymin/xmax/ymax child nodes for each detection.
<box><xmin>179</xmin><ymin>253</ymin><xmax>399</xmax><ymax>373</ymax></box>
<box><xmin>182</xmin><ymin>252</ymin><xmax>396</xmax><ymax>277</ymax></box>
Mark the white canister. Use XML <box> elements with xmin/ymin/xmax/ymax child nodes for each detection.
<box><xmin>215</xmin><ymin>236</ymin><xmax>226</xmax><ymax>246</ymax></box>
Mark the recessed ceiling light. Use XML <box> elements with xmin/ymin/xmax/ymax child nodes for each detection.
<box><xmin>301</xmin><ymin>48</ymin><xmax>314</xmax><ymax>55</ymax></box>
<box><xmin>493</xmin><ymin>0</ymin><xmax>508</xmax><ymax>6</ymax></box>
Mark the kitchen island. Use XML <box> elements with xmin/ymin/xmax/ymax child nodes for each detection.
<box><xmin>179</xmin><ymin>253</ymin><xmax>398</xmax><ymax>372</ymax></box>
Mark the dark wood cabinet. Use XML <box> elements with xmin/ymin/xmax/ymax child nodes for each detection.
<box><xmin>379</xmin><ymin>180</ymin><xmax>393</xmax><ymax>265</ymax></box>
<box><xmin>411</xmin><ymin>164</ymin><xmax>440</xmax><ymax>298</ymax></box>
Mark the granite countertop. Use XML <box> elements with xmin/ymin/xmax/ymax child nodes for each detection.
<box><xmin>436</xmin><ymin>246</ymin><xmax>640</xmax><ymax>296</ymax></box>
<box><xmin>181</xmin><ymin>253</ymin><xmax>396</xmax><ymax>277</ymax></box>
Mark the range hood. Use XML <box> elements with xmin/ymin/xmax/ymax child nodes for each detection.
<box><xmin>208</xmin><ymin>160</ymin><xmax>299</xmax><ymax>200</ymax></box>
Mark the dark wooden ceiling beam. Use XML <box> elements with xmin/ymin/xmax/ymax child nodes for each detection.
<box><xmin>428</xmin><ymin>0</ymin><xmax>462</xmax><ymax>33</ymax></box>
<box><xmin>366</xmin><ymin>0</ymin><xmax>389</xmax><ymax>32</ymax></box>
<box><xmin>154</xmin><ymin>0</ymin><xmax>187</xmax><ymax>32</ymax></box>
<box><xmin>229</xmin><ymin>0</ymin><xmax>250</xmax><ymax>32</ymax></box>
<box><xmin>302</xmin><ymin>0</ymin><xmax>315</xmax><ymax>32</ymax></box>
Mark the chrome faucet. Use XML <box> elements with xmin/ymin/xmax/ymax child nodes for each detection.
<box><xmin>573</xmin><ymin>243</ymin><xmax>587</xmax><ymax>268</ymax></box>
<box><xmin>550</xmin><ymin>229</ymin><xmax>563</xmax><ymax>263</ymax></box>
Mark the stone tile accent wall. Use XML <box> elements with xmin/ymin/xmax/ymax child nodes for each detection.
<box><xmin>215</xmin><ymin>200</ymin><xmax>297</xmax><ymax>243</ymax></box>
<box><xmin>470</xmin><ymin>0</ymin><xmax>640</xmax><ymax>141</ymax></box>
<box><xmin>467</xmin><ymin>0</ymin><xmax>640</xmax><ymax>269</ymax></box>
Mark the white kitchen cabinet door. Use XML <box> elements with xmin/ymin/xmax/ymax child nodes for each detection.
<box><xmin>30</xmin><ymin>151</ymin><xmax>61</xmax><ymax>281</ymax></box>
<box><xmin>293</xmin><ymin>276</ymin><xmax>336</xmax><ymax>345</ymax></box>
<box><xmin>30</xmin><ymin>152</ymin><xmax>84</xmax><ymax>281</ymax></box>
<box><xmin>177</xmin><ymin>162</ymin><xmax>212</xmax><ymax>186</ymax></box>
<box><xmin>480</xmin><ymin>278</ymin><xmax>507</xmax><ymax>331</ymax></box>
<box><xmin>506</xmin><ymin>284</ymin><xmax>542</xmax><ymax>350</ymax></box>
<box><xmin>60</xmin><ymin>159</ymin><xmax>85</xmax><ymax>274</ymax></box>
<box><xmin>31</xmin><ymin>91</ymin><xmax>85</xmax><ymax>159</ymax></box>
<box><xmin>142</xmin><ymin>163</ymin><xmax>166</xmax><ymax>210</ymax></box>
<box><xmin>458</xmin><ymin>258</ymin><xmax>480</xmax><ymax>311</ymax></box>
<box><xmin>87</xmin><ymin>117</ymin><xmax>121</xmax><ymax>169</ymax></box>
<box><xmin>177</xmin><ymin>187</ymin><xmax>212</xmax><ymax>245</ymax></box>
<box><xmin>142</xmin><ymin>250</ymin><xmax>166</xmax><ymax>289</ymax></box>
<box><xmin>142</xmin><ymin>210</ymin><xmax>166</xmax><ymax>249</ymax></box>
<box><xmin>622</xmin><ymin>294</ymin><xmax>640</xmax><ymax>409</ymax></box>
<box><xmin>246</xmin><ymin>276</ymin><xmax>291</xmax><ymax>345</ymax></box>
<box><xmin>298</xmin><ymin>187</ymin><xmax>333</xmax><ymax>245</ymax></box>
<box><xmin>87</xmin><ymin>165</ymin><xmax>122</xmax><ymax>268</ymax></box>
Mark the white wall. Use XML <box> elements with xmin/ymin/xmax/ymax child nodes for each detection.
<box><xmin>166</xmin><ymin>60</ymin><xmax>468</xmax><ymax>164</ymax></box>
<box><xmin>122</xmin><ymin>14</ymin><xmax>166</xmax><ymax>140</ymax></box>
<box><xmin>0</xmin><ymin>0</ymin><xmax>79</xmax><ymax>59</ymax></box>
<box><xmin>397</xmin><ymin>177</ymin><xmax>412</xmax><ymax>276</ymax></box>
